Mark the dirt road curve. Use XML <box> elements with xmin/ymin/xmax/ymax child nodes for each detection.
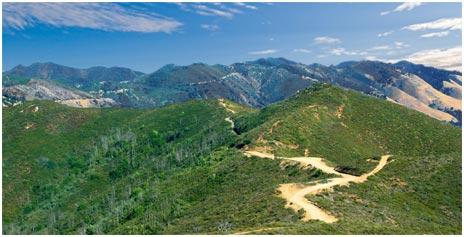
<box><xmin>219</xmin><ymin>99</ymin><xmax>236</xmax><ymax>114</ymax></box>
<box><xmin>225</xmin><ymin>117</ymin><xmax>237</xmax><ymax>135</ymax></box>
<box><xmin>244</xmin><ymin>150</ymin><xmax>391</xmax><ymax>223</ymax></box>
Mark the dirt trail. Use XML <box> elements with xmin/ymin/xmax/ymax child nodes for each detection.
<box><xmin>244</xmin><ymin>150</ymin><xmax>391</xmax><ymax>223</ymax></box>
<box><xmin>225</xmin><ymin>117</ymin><xmax>237</xmax><ymax>135</ymax></box>
<box><xmin>219</xmin><ymin>99</ymin><xmax>238</xmax><ymax>134</ymax></box>
<box><xmin>243</xmin><ymin>150</ymin><xmax>275</xmax><ymax>159</ymax></box>
<box><xmin>225</xmin><ymin>117</ymin><xmax>235</xmax><ymax>128</ymax></box>
<box><xmin>231</xmin><ymin>227</ymin><xmax>287</xmax><ymax>235</ymax></box>
<box><xmin>219</xmin><ymin>99</ymin><xmax>236</xmax><ymax>114</ymax></box>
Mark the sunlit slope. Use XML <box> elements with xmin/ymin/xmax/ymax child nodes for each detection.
<box><xmin>233</xmin><ymin>83</ymin><xmax>460</xmax><ymax>174</ymax></box>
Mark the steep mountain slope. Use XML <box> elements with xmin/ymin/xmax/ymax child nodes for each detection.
<box><xmin>3</xmin><ymin>83</ymin><xmax>460</xmax><ymax>234</ymax></box>
<box><xmin>138</xmin><ymin>59</ymin><xmax>314</xmax><ymax>107</ymax></box>
<box><xmin>137</xmin><ymin>63</ymin><xmax>262</xmax><ymax>107</ymax></box>
<box><xmin>3</xmin><ymin>59</ymin><xmax>462</xmax><ymax>125</ymax></box>
<box><xmin>345</xmin><ymin>61</ymin><xmax>461</xmax><ymax>124</ymax></box>
<box><xmin>393</xmin><ymin>60</ymin><xmax>462</xmax><ymax>99</ymax></box>
<box><xmin>2</xmin><ymin>79</ymin><xmax>118</xmax><ymax>108</ymax></box>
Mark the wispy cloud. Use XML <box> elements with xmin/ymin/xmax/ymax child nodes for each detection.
<box><xmin>402</xmin><ymin>18</ymin><xmax>461</xmax><ymax>31</ymax></box>
<box><xmin>172</xmin><ymin>3</ymin><xmax>190</xmax><ymax>12</ymax></box>
<box><xmin>2</xmin><ymin>2</ymin><xmax>182</xmax><ymax>33</ymax></box>
<box><xmin>369</xmin><ymin>45</ymin><xmax>392</xmax><ymax>51</ymax></box>
<box><xmin>201</xmin><ymin>24</ymin><xmax>220</xmax><ymax>31</ymax></box>
<box><xmin>193</xmin><ymin>4</ymin><xmax>234</xmax><ymax>18</ymax></box>
<box><xmin>314</xmin><ymin>36</ymin><xmax>341</xmax><ymax>44</ymax></box>
<box><xmin>395</xmin><ymin>2</ymin><xmax>423</xmax><ymax>11</ymax></box>
<box><xmin>368</xmin><ymin>42</ymin><xmax>408</xmax><ymax>53</ymax></box>
<box><xmin>248</xmin><ymin>49</ymin><xmax>278</xmax><ymax>55</ymax></box>
<box><xmin>394</xmin><ymin>42</ymin><xmax>409</xmax><ymax>49</ymax></box>
<box><xmin>377</xmin><ymin>31</ymin><xmax>393</xmax><ymax>37</ymax></box>
<box><xmin>365</xmin><ymin>42</ymin><xmax>408</xmax><ymax>60</ymax></box>
<box><xmin>233</xmin><ymin>2</ymin><xmax>258</xmax><ymax>10</ymax></box>
<box><xmin>381</xmin><ymin>2</ymin><xmax>422</xmax><ymax>16</ymax></box>
<box><xmin>174</xmin><ymin>3</ymin><xmax>258</xmax><ymax>18</ymax></box>
<box><xmin>293</xmin><ymin>49</ymin><xmax>311</xmax><ymax>54</ymax></box>
<box><xmin>403</xmin><ymin>47</ymin><xmax>461</xmax><ymax>71</ymax></box>
<box><xmin>368</xmin><ymin>46</ymin><xmax>462</xmax><ymax>71</ymax></box>
<box><xmin>329</xmin><ymin>47</ymin><xmax>367</xmax><ymax>56</ymax></box>
<box><xmin>420</xmin><ymin>31</ymin><xmax>449</xmax><ymax>38</ymax></box>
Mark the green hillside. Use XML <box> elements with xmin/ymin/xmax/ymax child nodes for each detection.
<box><xmin>2</xmin><ymin>83</ymin><xmax>461</xmax><ymax>234</ymax></box>
<box><xmin>234</xmin><ymin>83</ymin><xmax>460</xmax><ymax>174</ymax></box>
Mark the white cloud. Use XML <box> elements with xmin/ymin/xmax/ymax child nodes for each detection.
<box><xmin>368</xmin><ymin>42</ymin><xmax>408</xmax><ymax>52</ymax></box>
<box><xmin>314</xmin><ymin>36</ymin><xmax>341</xmax><ymax>44</ymax></box>
<box><xmin>201</xmin><ymin>24</ymin><xmax>220</xmax><ymax>31</ymax></box>
<box><xmin>378</xmin><ymin>31</ymin><xmax>393</xmax><ymax>37</ymax></box>
<box><xmin>2</xmin><ymin>2</ymin><xmax>182</xmax><ymax>33</ymax></box>
<box><xmin>330</xmin><ymin>47</ymin><xmax>367</xmax><ymax>56</ymax></box>
<box><xmin>193</xmin><ymin>4</ymin><xmax>234</xmax><ymax>18</ymax></box>
<box><xmin>233</xmin><ymin>2</ymin><xmax>258</xmax><ymax>10</ymax></box>
<box><xmin>394</xmin><ymin>42</ymin><xmax>409</xmax><ymax>49</ymax></box>
<box><xmin>330</xmin><ymin>48</ymin><xmax>346</xmax><ymax>56</ymax></box>
<box><xmin>394</xmin><ymin>2</ymin><xmax>423</xmax><ymax>12</ymax></box>
<box><xmin>381</xmin><ymin>2</ymin><xmax>422</xmax><ymax>16</ymax></box>
<box><xmin>403</xmin><ymin>47</ymin><xmax>462</xmax><ymax>71</ymax></box>
<box><xmin>402</xmin><ymin>18</ymin><xmax>462</xmax><ymax>31</ymax></box>
<box><xmin>293</xmin><ymin>49</ymin><xmax>311</xmax><ymax>54</ymax></box>
<box><xmin>248</xmin><ymin>49</ymin><xmax>278</xmax><ymax>55</ymax></box>
<box><xmin>172</xmin><ymin>3</ymin><xmax>190</xmax><ymax>12</ymax></box>
<box><xmin>175</xmin><ymin>3</ymin><xmax>258</xmax><ymax>18</ymax></box>
<box><xmin>365</xmin><ymin>56</ymin><xmax>380</xmax><ymax>61</ymax></box>
<box><xmin>216</xmin><ymin>3</ymin><xmax>243</xmax><ymax>14</ymax></box>
<box><xmin>369</xmin><ymin>45</ymin><xmax>392</xmax><ymax>51</ymax></box>
<box><xmin>380</xmin><ymin>11</ymin><xmax>391</xmax><ymax>16</ymax></box>
<box><xmin>420</xmin><ymin>31</ymin><xmax>450</xmax><ymax>38</ymax></box>
<box><xmin>371</xmin><ymin>47</ymin><xmax>462</xmax><ymax>71</ymax></box>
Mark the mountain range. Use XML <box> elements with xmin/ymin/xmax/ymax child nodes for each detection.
<box><xmin>3</xmin><ymin>58</ymin><xmax>462</xmax><ymax>126</ymax></box>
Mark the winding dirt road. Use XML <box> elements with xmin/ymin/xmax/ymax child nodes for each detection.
<box><xmin>244</xmin><ymin>150</ymin><xmax>391</xmax><ymax>223</ymax></box>
<box><xmin>224</xmin><ymin>100</ymin><xmax>391</xmax><ymax>224</ymax></box>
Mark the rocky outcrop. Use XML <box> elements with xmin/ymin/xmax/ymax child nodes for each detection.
<box><xmin>2</xmin><ymin>79</ymin><xmax>119</xmax><ymax>108</ymax></box>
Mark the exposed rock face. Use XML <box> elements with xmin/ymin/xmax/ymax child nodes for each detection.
<box><xmin>58</xmin><ymin>98</ymin><xmax>118</xmax><ymax>108</ymax></box>
<box><xmin>3</xmin><ymin>79</ymin><xmax>93</xmax><ymax>101</ymax></box>
<box><xmin>2</xmin><ymin>79</ymin><xmax>119</xmax><ymax>108</ymax></box>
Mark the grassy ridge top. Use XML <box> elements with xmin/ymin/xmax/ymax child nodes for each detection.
<box><xmin>234</xmin><ymin>83</ymin><xmax>460</xmax><ymax>173</ymax></box>
<box><xmin>2</xmin><ymin>83</ymin><xmax>461</xmax><ymax>234</ymax></box>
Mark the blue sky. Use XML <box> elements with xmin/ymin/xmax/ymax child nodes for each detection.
<box><xmin>2</xmin><ymin>2</ymin><xmax>462</xmax><ymax>72</ymax></box>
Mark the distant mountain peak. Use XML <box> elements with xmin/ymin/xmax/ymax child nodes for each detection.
<box><xmin>251</xmin><ymin>57</ymin><xmax>299</xmax><ymax>67</ymax></box>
